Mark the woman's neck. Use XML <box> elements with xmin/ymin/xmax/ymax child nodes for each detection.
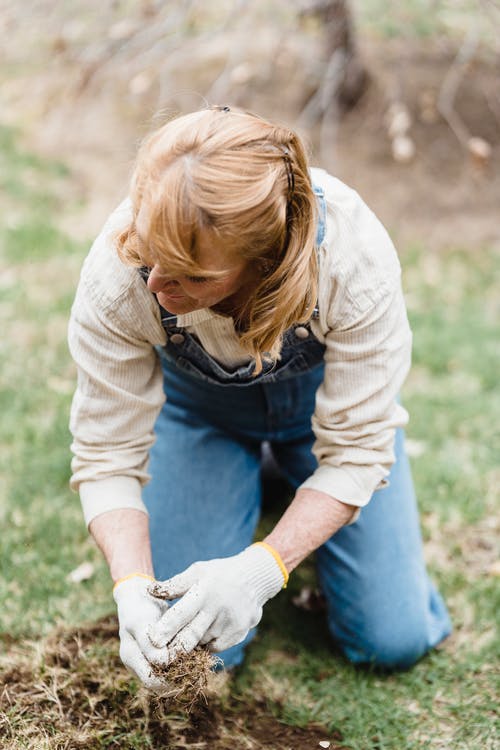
<box><xmin>210</xmin><ymin>272</ymin><xmax>258</xmax><ymax>323</ymax></box>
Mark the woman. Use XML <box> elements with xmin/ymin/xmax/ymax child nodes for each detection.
<box><xmin>69</xmin><ymin>106</ymin><xmax>451</xmax><ymax>690</ymax></box>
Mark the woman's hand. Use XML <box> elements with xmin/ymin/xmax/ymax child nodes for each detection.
<box><xmin>89</xmin><ymin>510</ymin><xmax>172</xmax><ymax>689</ymax></box>
<box><xmin>147</xmin><ymin>544</ymin><xmax>286</xmax><ymax>663</ymax></box>
<box><xmin>113</xmin><ymin>574</ymin><xmax>171</xmax><ymax>690</ymax></box>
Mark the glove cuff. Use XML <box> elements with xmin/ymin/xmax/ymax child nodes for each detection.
<box><xmin>240</xmin><ymin>543</ymin><xmax>288</xmax><ymax>604</ymax></box>
<box><xmin>112</xmin><ymin>572</ymin><xmax>155</xmax><ymax>600</ymax></box>
<box><xmin>253</xmin><ymin>541</ymin><xmax>289</xmax><ymax>587</ymax></box>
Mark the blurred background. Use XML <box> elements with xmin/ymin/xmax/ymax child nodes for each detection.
<box><xmin>1</xmin><ymin>0</ymin><xmax>499</xmax><ymax>244</ymax></box>
<box><xmin>1</xmin><ymin>2</ymin><xmax>499</xmax><ymax>749</ymax></box>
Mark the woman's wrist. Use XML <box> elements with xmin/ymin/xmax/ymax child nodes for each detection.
<box><xmin>109</xmin><ymin>562</ymin><xmax>155</xmax><ymax>585</ymax></box>
<box><xmin>263</xmin><ymin>488</ymin><xmax>356</xmax><ymax>573</ymax></box>
<box><xmin>88</xmin><ymin>508</ymin><xmax>155</xmax><ymax>584</ymax></box>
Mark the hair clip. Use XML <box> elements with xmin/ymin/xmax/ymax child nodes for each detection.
<box><xmin>280</xmin><ymin>147</ymin><xmax>295</xmax><ymax>201</ymax></box>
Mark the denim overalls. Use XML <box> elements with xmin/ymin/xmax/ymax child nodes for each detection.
<box><xmin>142</xmin><ymin>185</ymin><xmax>451</xmax><ymax>670</ymax></box>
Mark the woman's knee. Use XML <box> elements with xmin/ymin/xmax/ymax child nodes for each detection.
<box><xmin>332</xmin><ymin>618</ymin><xmax>430</xmax><ymax>671</ymax></box>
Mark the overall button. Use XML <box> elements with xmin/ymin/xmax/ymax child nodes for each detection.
<box><xmin>294</xmin><ymin>326</ymin><xmax>309</xmax><ymax>339</ymax></box>
<box><xmin>169</xmin><ymin>333</ymin><xmax>185</xmax><ymax>345</ymax></box>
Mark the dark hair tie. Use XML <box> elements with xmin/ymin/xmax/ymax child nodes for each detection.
<box><xmin>280</xmin><ymin>147</ymin><xmax>295</xmax><ymax>202</ymax></box>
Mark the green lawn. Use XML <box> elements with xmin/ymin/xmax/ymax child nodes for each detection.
<box><xmin>0</xmin><ymin>126</ymin><xmax>498</xmax><ymax>749</ymax></box>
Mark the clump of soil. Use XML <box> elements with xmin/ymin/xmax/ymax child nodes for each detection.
<box><xmin>0</xmin><ymin>616</ymin><xmax>343</xmax><ymax>749</ymax></box>
<box><xmin>150</xmin><ymin>645</ymin><xmax>220</xmax><ymax>709</ymax></box>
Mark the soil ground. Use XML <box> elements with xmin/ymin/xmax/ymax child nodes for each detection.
<box><xmin>0</xmin><ymin>616</ymin><xmax>342</xmax><ymax>749</ymax></box>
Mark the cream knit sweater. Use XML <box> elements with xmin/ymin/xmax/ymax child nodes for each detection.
<box><xmin>68</xmin><ymin>168</ymin><xmax>412</xmax><ymax>526</ymax></box>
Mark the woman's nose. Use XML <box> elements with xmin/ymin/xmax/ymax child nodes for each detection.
<box><xmin>147</xmin><ymin>265</ymin><xmax>178</xmax><ymax>294</ymax></box>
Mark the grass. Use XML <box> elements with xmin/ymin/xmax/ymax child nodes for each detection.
<box><xmin>1</xmin><ymin>126</ymin><xmax>499</xmax><ymax>749</ymax></box>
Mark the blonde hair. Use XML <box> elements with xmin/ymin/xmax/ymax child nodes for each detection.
<box><xmin>116</xmin><ymin>106</ymin><xmax>318</xmax><ymax>374</ymax></box>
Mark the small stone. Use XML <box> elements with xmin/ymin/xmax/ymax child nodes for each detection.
<box><xmin>392</xmin><ymin>135</ymin><xmax>416</xmax><ymax>163</ymax></box>
<box><xmin>468</xmin><ymin>137</ymin><xmax>492</xmax><ymax>168</ymax></box>
<box><xmin>292</xmin><ymin>587</ymin><xmax>326</xmax><ymax>612</ymax></box>
<box><xmin>67</xmin><ymin>562</ymin><xmax>95</xmax><ymax>583</ymax></box>
<box><xmin>387</xmin><ymin>107</ymin><xmax>412</xmax><ymax>138</ymax></box>
<box><xmin>319</xmin><ymin>742</ymin><xmax>331</xmax><ymax>749</ymax></box>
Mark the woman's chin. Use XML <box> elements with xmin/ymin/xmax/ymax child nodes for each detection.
<box><xmin>157</xmin><ymin>292</ymin><xmax>199</xmax><ymax>314</ymax></box>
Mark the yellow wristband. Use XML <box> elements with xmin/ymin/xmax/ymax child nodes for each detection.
<box><xmin>253</xmin><ymin>541</ymin><xmax>289</xmax><ymax>588</ymax></box>
<box><xmin>112</xmin><ymin>572</ymin><xmax>155</xmax><ymax>592</ymax></box>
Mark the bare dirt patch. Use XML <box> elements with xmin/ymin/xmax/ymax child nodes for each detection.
<box><xmin>0</xmin><ymin>616</ymin><xmax>343</xmax><ymax>750</ymax></box>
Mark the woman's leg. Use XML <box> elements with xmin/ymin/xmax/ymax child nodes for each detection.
<box><xmin>142</xmin><ymin>395</ymin><xmax>263</xmax><ymax>668</ymax></box>
<box><xmin>273</xmin><ymin>428</ymin><xmax>452</xmax><ymax>669</ymax></box>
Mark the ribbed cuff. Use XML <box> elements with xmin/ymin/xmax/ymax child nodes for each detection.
<box><xmin>299</xmin><ymin>462</ymin><xmax>389</xmax><ymax>507</ymax></box>
<box><xmin>239</xmin><ymin>544</ymin><xmax>286</xmax><ymax>604</ymax></box>
<box><xmin>79</xmin><ymin>476</ymin><xmax>147</xmax><ymax>527</ymax></box>
<box><xmin>252</xmin><ymin>542</ymin><xmax>289</xmax><ymax>587</ymax></box>
<box><xmin>112</xmin><ymin>572</ymin><xmax>155</xmax><ymax>603</ymax></box>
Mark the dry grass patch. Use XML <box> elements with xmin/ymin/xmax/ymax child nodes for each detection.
<box><xmin>150</xmin><ymin>646</ymin><xmax>218</xmax><ymax>710</ymax></box>
<box><xmin>0</xmin><ymin>616</ymin><xmax>339</xmax><ymax>750</ymax></box>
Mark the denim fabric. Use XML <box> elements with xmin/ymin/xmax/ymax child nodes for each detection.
<box><xmin>141</xmin><ymin>184</ymin><xmax>451</xmax><ymax>669</ymax></box>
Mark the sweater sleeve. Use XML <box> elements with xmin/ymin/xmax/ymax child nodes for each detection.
<box><xmin>301</xmin><ymin>276</ymin><xmax>412</xmax><ymax>507</ymax></box>
<box><xmin>301</xmin><ymin>171</ymin><xmax>413</xmax><ymax>509</ymax></box>
<box><xmin>68</xmin><ymin>271</ymin><xmax>166</xmax><ymax>527</ymax></box>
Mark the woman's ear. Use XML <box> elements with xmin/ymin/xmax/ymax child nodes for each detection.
<box><xmin>259</xmin><ymin>259</ymin><xmax>273</xmax><ymax>273</ymax></box>
<box><xmin>257</xmin><ymin>258</ymin><xmax>279</xmax><ymax>276</ymax></box>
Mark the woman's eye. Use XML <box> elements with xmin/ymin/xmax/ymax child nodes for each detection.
<box><xmin>186</xmin><ymin>276</ymin><xmax>209</xmax><ymax>284</ymax></box>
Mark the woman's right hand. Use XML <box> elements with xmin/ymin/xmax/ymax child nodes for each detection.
<box><xmin>113</xmin><ymin>574</ymin><xmax>170</xmax><ymax>691</ymax></box>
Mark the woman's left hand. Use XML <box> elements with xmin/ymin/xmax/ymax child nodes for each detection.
<box><xmin>146</xmin><ymin>544</ymin><xmax>286</xmax><ymax>662</ymax></box>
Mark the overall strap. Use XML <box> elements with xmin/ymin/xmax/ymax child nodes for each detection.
<box><xmin>312</xmin><ymin>184</ymin><xmax>327</xmax><ymax>247</ymax></box>
<box><xmin>311</xmin><ymin>184</ymin><xmax>327</xmax><ymax>319</ymax></box>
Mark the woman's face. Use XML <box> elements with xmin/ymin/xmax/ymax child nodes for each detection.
<box><xmin>137</xmin><ymin>215</ymin><xmax>255</xmax><ymax>315</ymax></box>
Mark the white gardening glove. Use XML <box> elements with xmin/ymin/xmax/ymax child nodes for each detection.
<box><xmin>113</xmin><ymin>573</ymin><xmax>171</xmax><ymax>691</ymax></box>
<box><xmin>147</xmin><ymin>542</ymin><xmax>287</xmax><ymax>664</ymax></box>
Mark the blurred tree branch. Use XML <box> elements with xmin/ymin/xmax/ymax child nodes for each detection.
<box><xmin>29</xmin><ymin>0</ymin><xmax>497</xmax><ymax>171</ymax></box>
<box><xmin>298</xmin><ymin>0</ymin><xmax>369</xmax><ymax>126</ymax></box>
